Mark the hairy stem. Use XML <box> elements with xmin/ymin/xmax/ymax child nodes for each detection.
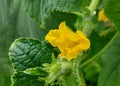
<box><xmin>76</xmin><ymin>54</ymin><xmax>86</xmax><ymax>86</ymax></box>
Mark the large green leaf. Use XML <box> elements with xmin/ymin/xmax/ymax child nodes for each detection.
<box><xmin>9</xmin><ymin>37</ymin><xmax>56</xmax><ymax>86</ymax></box>
<box><xmin>9</xmin><ymin>37</ymin><xmax>54</xmax><ymax>72</ymax></box>
<box><xmin>98</xmin><ymin>32</ymin><xmax>120</xmax><ymax>86</ymax></box>
<box><xmin>105</xmin><ymin>0</ymin><xmax>120</xmax><ymax>28</ymax></box>
<box><xmin>22</xmin><ymin>0</ymin><xmax>90</xmax><ymax>29</ymax></box>
<box><xmin>16</xmin><ymin>6</ymin><xmax>46</xmax><ymax>39</ymax></box>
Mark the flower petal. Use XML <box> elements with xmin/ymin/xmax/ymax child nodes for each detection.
<box><xmin>45</xmin><ymin>22</ymin><xmax>90</xmax><ymax>61</ymax></box>
<box><xmin>98</xmin><ymin>9</ymin><xmax>109</xmax><ymax>22</ymax></box>
<box><xmin>45</xmin><ymin>30</ymin><xmax>60</xmax><ymax>46</ymax></box>
<box><xmin>59</xmin><ymin>22</ymin><xmax>79</xmax><ymax>42</ymax></box>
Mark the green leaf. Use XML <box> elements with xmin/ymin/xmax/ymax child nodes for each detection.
<box><xmin>24</xmin><ymin>67</ymin><xmax>46</xmax><ymax>76</ymax></box>
<box><xmin>9</xmin><ymin>37</ymin><xmax>56</xmax><ymax>86</ymax></box>
<box><xmin>98</xmin><ymin>32</ymin><xmax>120</xmax><ymax>86</ymax></box>
<box><xmin>12</xmin><ymin>72</ymin><xmax>44</xmax><ymax>86</ymax></box>
<box><xmin>9</xmin><ymin>37</ymin><xmax>54</xmax><ymax>72</ymax></box>
<box><xmin>105</xmin><ymin>0</ymin><xmax>120</xmax><ymax>28</ymax></box>
<box><xmin>21</xmin><ymin>0</ymin><xmax>90</xmax><ymax>29</ymax></box>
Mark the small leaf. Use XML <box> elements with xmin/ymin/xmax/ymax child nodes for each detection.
<box><xmin>9</xmin><ymin>37</ymin><xmax>54</xmax><ymax>72</ymax></box>
<box><xmin>24</xmin><ymin>67</ymin><xmax>46</xmax><ymax>76</ymax></box>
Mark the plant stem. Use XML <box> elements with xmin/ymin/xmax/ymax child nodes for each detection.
<box><xmin>80</xmin><ymin>31</ymin><xmax>119</xmax><ymax>68</ymax></box>
<box><xmin>79</xmin><ymin>71</ymin><xmax>86</xmax><ymax>86</ymax></box>
<box><xmin>76</xmin><ymin>68</ymin><xmax>86</xmax><ymax>86</ymax></box>
<box><xmin>88</xmin><ymin>0</ymin><xmax>99</xmax><ymax>14</ymax></box>
<box><xmin>72</xmin><ymin>12</ymin><xmax>85</xmax><ymax>17</ymax></box>
<box><xmin>76</xmin><ymin>54</ymin><xmax>86</xmax><ymax>86</ymax></box>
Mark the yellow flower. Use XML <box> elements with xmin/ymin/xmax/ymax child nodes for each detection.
<box><xmin>45</xmin><ymin>22</ymin><xmax>90</xmax><ymax>61</ymax></box>
<box><xmin>98</xmin><ymin>9</ymin><xmax>109</xmax><ymax>22</ymax></box>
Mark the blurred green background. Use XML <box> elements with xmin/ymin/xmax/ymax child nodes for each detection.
<box><xmin>0</xmin><ymin>0</ymin><xmax>44</xmax><ymax>86</ymax></box>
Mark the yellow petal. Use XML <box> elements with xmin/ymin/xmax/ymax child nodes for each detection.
<box><xmin>45</xmin><ymin>30</ymin><xmax>60</xmax><ymax>46</ymax></box>
<box><xmin>59</xmin><ymin>22</ymin><xmax>79</xmax><ymax>42</ymax></box>
<box><xmin>98</xmin><ymin>9</ymin><xmax>109</xmax><ymax>22</ymax></box>
<box><xmin>45</xmin><ymin>22</ymin><xmax>90</xmax><ymax>61</ymax></box>
<box><xmin>77</xmin><ymin>31</ymin><xmax>90</xmax><ymax>49</ymax></box>
<box><xmin>66</xmin><ymin>48</ymin><xmax>79</xmax><ymax>61</ymax></box>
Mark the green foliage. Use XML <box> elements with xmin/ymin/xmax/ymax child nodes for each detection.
<box><xmin>0</xmin><ymin>0</ymin><xmax>20</xmax><ymax>85</ymax></box>
<box><xmin>1</xmin><ymin>0</ymin><xmax>120</xmax><ymax>86</ymax></box>
<box><xmin>9</xmin><ymin>37</ymin><xmax>55</xmax><ymax>86</ymax></box>
<box><xmin>105</xmin><ymin>0</ymin><xmax>120</xmax><ymax>28</ymax></box>
<box><xmin>97</xmin><ymin>0</ymin><xmax>120</xmax><ymax>86</ymax></box>
<box><xmin>22</xmin><ymin>0</ymin><xmax>90</xmax><ymax>29</ymax></box>
<box><xmin>82</xmin><ymin>22</ymin><xmax>115</xmax><ymax>86</ymax></box>
<box><xmin>0</xmin><ymin>0</ymin><xmax>48</xmax><ymax>86</ymax></box>
<box><xmin>98</xmin><ymin>32</ymin><xmax>120</xmax><ymax>86</ymax></box>
<box><xmin>9</xmin><ymin>38</ymin><xmax>53</xmax><ymax>71</ymax></box>
<box><xmin>12</xmin><ymin>72</ymin><xmax>44</xmax><ymax>86</ymax></box>
<box><xmin>0</xmin><ymin>58</ymin><xmax>12</xmax><ymax>86</ymax></box>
